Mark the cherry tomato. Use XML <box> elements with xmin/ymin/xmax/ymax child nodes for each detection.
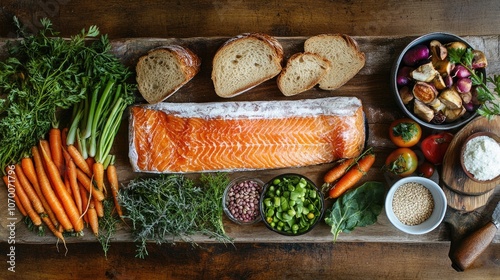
<box><xmin>389</xmin><ymin>118</ymin><xmax>422</xmax><ymax>147</ymax></box>
<box><xmin>418</xmin><ymin>161</ymin><xmax>435</xmax><ymax>178</ymax></box>
<box><xmin>385</xmin><ymin>148</ymin><xmax>418</xmax><ymax>177</ymax></box>
<box><xmin>421</xmin><ymin>132</ymin><xmax>454</xmax><ymax>165</ymax></box>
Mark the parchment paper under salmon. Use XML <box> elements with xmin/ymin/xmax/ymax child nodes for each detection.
<box><xmin>129</xmin><ymin>97</ymin><xmax>366</xmax><ymax>173</ymax></box>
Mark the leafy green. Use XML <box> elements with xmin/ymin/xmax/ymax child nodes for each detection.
<box><xmin>0</xmin><ymin>17</ymin><xmax>134</xmax><ymax>172</ymax></box>
<box><xmin>119</xmin><ymin>173</ymin><xmax>233</xmax><ymax>258</ymax></box>
<box><xmin>448</xmin><ymin>47</ymin><xmax>500</xmax><ymax>119</ymax></box>
<box><xmin>324</xmin><ymin>181</ymin><xmax>385</xmax><ymax>242</ymax></box>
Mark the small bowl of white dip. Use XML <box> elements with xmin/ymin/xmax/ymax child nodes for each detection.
<box><xmin>460</xmin><ymin>131</ymin><xmax>500</xmax><ymax>183</ymax></box>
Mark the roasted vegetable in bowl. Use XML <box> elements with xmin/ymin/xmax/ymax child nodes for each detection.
<box><xmin>391</xmin><ymin>33</ymin><xmax>488</xmax><ymax>130</ymax></box>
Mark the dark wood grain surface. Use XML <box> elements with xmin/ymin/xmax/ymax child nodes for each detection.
<box><xmin>0</xmin><ymin>1</ymin><xmax>499</xmax><ymax>279</ymax></box>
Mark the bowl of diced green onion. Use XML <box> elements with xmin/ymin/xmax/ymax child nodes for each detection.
<box><xmin>259</xmin><ymin>173</ymin><xmax>324</xmax><ymax>236</ymax></box>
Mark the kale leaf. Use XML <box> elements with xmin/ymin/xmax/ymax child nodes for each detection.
<box><xmin>324</xmin><ymin>181</ymin><xmax>385</xmax><ymax>242</ymax></box>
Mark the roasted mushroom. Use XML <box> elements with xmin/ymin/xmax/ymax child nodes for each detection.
<box><xmin>399</xmin><ymin>86</ymin><xmax>414</xmax><ymax>104</ymax></box>
<box><xmin>430</xmin><ymin>40</ymin><xmax>448</xmax><ymax>61</ymax></box>
<box><xmin>439</xmin><ymin>88</ymin><xmax>463</xmax><ymax>109</ymax></box>
<box><xmin>472</xmin><ymin>50</ymin><xmax>488</xmax><ymax>69</ymax></box>
<box><xmin>460</xmin><ymin>91</ymin><xmax>472</xmax><ymax>104</ymax></box>
<box><xmin>411</xmin><ymin>62</ymin><xmax>439</xmax><ymax>82</ymax></box>
<box><xmin>444</xmin><ymin>106</ymin><xmax>466</xmax><ymax>122</ymax></box>
<box><xmin>428</xmin><ymin>98</ymin><xmax>446</xmax><ymax>112</ymax></box>
<box><xmin>414</xmin><ymin>99</ymin><xmax>435</xmax><ymax>122</ymax></box>
<box><xmin>432</xmin><ymin>74</ymin><xmax>447</xmax><ymax>90</ymax></box>
<box><xmin>445</xmin><ymin>41</ymin><xmax>468</xmax><ymax>51</ymax></box>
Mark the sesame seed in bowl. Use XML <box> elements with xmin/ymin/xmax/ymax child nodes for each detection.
<box><xmin>385</xmin><ymin>176</ymin><xmax>447</xmax><ymax>235</ymax></box>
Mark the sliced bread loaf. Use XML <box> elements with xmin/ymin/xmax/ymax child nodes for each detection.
<box><xmin>211</xmin><ymin>33</ymin><xmax>284</xmax><ymax>98</ymax></box>
<box><xmin>304</xmin><ymin>34</ymin><xmax>365</xmax><ymax>91</ymax></box>
<box><xmin>277</xmin><ymin>52</ymin><xmax>331</xmax><ymax>96</ymax></box>
<box><xmin>136</xmin><ymin>45</ymin><xmax>201</xmax><ymax>104</ymax></box>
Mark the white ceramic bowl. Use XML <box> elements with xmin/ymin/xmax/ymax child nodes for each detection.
<box><xmin>385</xmin><ymin>176</ymin><xmax>447</xmax><ymax>235</ymax></box>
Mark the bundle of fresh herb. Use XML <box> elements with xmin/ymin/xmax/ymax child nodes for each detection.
<box><xmin>324</xmin><ymin>181</ymin><xmax>385</xmax><ymax>242</ymax></box>
<box><xmin>448</xmin><ymin>48</ymin><xmax>500</xmax><ymax>119</ymax></box>
<box><xmin>0</xmin><ymin>17</ymin><xmax>134</xmax><ymax>172</ymax></box>
<box><xmin>119</xmin><ymin>173</ymin><xmax>233</xmax><ymax>258</ymax></box>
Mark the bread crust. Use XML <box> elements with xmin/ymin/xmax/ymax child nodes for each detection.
<box><xmin>277</xmin><ymin>52</ymin><xmax>331</xmax><ymax>96</ymax></box>
<box><xmin>136</xmin><ymin>45</ymin><xmax>201</xmax><ymax>103</ymax></box>
<box><xmin>211</xmin><ymin>33</ymin><xmax>284</xmax><ymax>98</ymax></box>
<box><xmin>304</xmin><ymin>34</ymin><xmax>365</xmax><ymax>91</ymax></box>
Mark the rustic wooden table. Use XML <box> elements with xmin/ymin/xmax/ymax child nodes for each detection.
<box><xmin>0</xmin><ymin>1</ymin><xmax>499</xmax><ymax>279</ymax></box>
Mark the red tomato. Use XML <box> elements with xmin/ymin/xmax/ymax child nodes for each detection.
<box><xmin>418</xmin><ymin>161</ymin><xmax>435</xmax><ymax>178</ymax></box>
<box><xmin>421</xmin><ymin>132</ymin><xmax>454</xmax><ymax>165</ymax></box>
<box><xmin>389</xmin><ymin>118</ymin><xmax>422</xmax><ymax>147</ymax></box>
<box><xmin>385</xmin><ymin>148</ymin><xmax>418</xmax><ymax>177</ymax></box>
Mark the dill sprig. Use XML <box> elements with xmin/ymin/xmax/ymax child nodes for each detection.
<box><xmin>119</xmin><ymin>174</ymin><xmax>233</xmax><ymax>258</ymax></box>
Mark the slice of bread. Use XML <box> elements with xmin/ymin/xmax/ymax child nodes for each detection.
<box><xmin>277</xmin><ymin>52</ymin><xmax>331</xmax><ymax>96</ymax></box>
<box><xmin>136</xmin><ymin>45</ymin><xmax>201</xmax><ymax>104</ymax></box>
<box><xmin>304</xmin><ymin>34</ymin><xmax>365</xmax><ymax>91</ymax></box>
<box><xmin>211</xmin><ymin>33</ymin><xmax>284</xmax><ymax>98</ymax></box>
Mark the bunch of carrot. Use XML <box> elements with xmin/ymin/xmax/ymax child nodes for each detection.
<box><xmin>3</xmin><ymin>126</ymin><xmax>122</xmax><ymax>247</ymax></box>
<box><xmin>323</xmin><ymin>147</ymin><xmax>376</xmax><ymax>199</ymax></box>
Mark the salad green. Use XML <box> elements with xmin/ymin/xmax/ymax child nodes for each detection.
<box><xmin>324</xmin><ymin>181</ymin><xmax>385</xmax><ymax>242</ymax></box>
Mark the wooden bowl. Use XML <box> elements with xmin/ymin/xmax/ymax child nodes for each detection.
<box><xmin>460</xmin><ymin>131</ymin><xmax>500</xmax><ymax>183</ymax></box>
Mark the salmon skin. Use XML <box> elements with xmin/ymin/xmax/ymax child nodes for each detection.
<box><xmin>129</xmin><ymin>97</ymin><xmax>365</xmax><ymax>173</ymax></box>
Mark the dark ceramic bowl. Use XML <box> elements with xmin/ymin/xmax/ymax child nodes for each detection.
<box><xmin>259</xmin><ymin>173</ymin><xmax>324</xmax><ymax>236</ymax></box>
<box><xmin>390</xmin><ymin>32</ymin><xmax>486</xmax><ymax>130</ymax></box>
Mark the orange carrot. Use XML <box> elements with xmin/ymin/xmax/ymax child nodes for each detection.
<box><xmin>39</xmin><ymin>140</ymin><xmax>84</xmax><ymax>232</ymax></box>
<box><xmin>41</xmin><ymin>213</ymin><xmax>66</xmax><ymax>249</ymax></box>
<box><xmin>10</xmin><ymin>171</ymin><xmax>42</xmax><ymax>226</ymax></box>
<box><xmin>107</xmin><ymin>163</ymin><xmax>123</xmax><ymax>217</ymax></box>
<box><xmin>68</xmin><ymin>160</ymin><xmax>82</xmax><ymax>215</ymax></box>
<box><xmin>32</xmin><ymin>146</ymin><xmax>74</xmax><ymax>232</ymax></box>
<box><xmin>67</xmin><ymin>144</ymin><xmax>92</xmax><ymax>177</ymax></box>
<box><xmin>61</xmin><ymin>146</ymin><xmax>82</xmax><ymax>215</ymax></box>
<box><xmin>76</xmin><ymin>168</ymin><xmax>105</xmax><ymax>201</ymax></box>
<box><xmin>323</xmin><ymin>158</ymin><xmax>356</xmax><ymax>184</ymax></box>
<box><xmin>79</xmin><ymin>184</ymin><xmax>89</xmax><ymax>224</ymax></box>
<box><xmin>21</xmin><ymin>157</ymin><xmax>59</xmax><ymax>228</ymax></box>
<box><xmin>49</xmin><ymin>127</ymin><xmax>63</xmax><ymax>176</ymax></box>
<box><xmin>328</xmin><ymin>153</ymin><xmax>376</xmax><ymax>199</ymax></box>
<box><xmin>61</xmin><ymin>127</ymin><xmax>68</xmax><ymax>148</ymax></box>
<box><xmin>94</xmin><ymin>197</ymin><xmax>104</xmax><ymax>218</ymax></box>
<box><xmin>93</xmin><ymin>161</ymin><xmax>105</xmax><ymax>193</ymax></box>
<box><xmin>85</xmin><ymin>157</ymin><xmax>95</xmax><ymax>172</ymax></box>
<box><xmin>3</xmin><ymin>174</ymin><xmax>27</xmax><ymax>216</ymax></box>
<box><xmin>64</xmin><ymin>172</ymin><xmax>72</xmax><ymax>194</ymax></box>
<box><xmin>39</xmin><ymin>140</ymin><xmax>52</xmax><ymax>162</ymax></box>
<box><xmin>88</xmin><ymin>200</ymin><xmax>99</xmax><ymax>236</ymax></box>
<box><xmin>14</xmin><ymin>164</ymin><xmax>44</xmax><ymax>215</ymax></box>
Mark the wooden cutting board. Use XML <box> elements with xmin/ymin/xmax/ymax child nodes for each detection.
<box><xmin>443</xmin><ymin>184</ymin><xmax>496</xmax><ymax>212</ymax></box>
<box><xmin>442</xmin><ymin>115</ymin><xmax>500</xmax><ymax>196</ymax></box>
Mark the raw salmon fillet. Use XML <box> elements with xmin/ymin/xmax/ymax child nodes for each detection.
<box><xmin>129</xmin><ymin>97</ymin><xmax>365</xmax><ymax>173</ymax></box>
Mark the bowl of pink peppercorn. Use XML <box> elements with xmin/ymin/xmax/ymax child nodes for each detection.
<box><xmin>223</xmin><ymin>177</ymin><xmax>264</xmax><ymax>225</ymax></box>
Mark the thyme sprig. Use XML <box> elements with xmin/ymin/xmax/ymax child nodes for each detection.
<box><xmin>97</xmin><ymin>199</ymin><xmax>120</xmax><ymax>258</ymax></box>
<box><xmin>119</xmin><ymin>174</ymin><xmax>233</xmax><ymax>258</ymax></box>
